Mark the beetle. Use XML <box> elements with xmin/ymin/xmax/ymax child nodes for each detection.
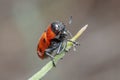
<box><xmin>37</xmin><ymin>17</ymin><xmax>78</xmax><ymax>66</ymax></box>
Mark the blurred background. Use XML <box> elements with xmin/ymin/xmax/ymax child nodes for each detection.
<box><xmin>0</xmin><ymin>0</ymin><xmax>120</xmax><ymax>80</ymax></box>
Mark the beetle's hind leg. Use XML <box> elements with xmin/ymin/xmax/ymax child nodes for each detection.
<box><xmin>45</xmin><ymin>48</ymin><xmax>56</xmax><ymax>67</ymax></box>
<box><xmin>45</xmin><ymin>40</ymin><xmax>60</xmax><ymax>67</ymax></box>
<box><xmin>45</xmin><ymin>51</ymin><xmax>56</xmax><ymax>67</ymax></box>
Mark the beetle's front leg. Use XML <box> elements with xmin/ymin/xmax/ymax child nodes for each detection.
<box><xmin>67</xmin><ymin>39</ymin><xmax>80</xmax><ymax>51</ymax></box>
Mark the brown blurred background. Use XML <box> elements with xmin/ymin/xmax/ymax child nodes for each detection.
<box><xmin>0</xmin><ymin>0</ymin><xmax>120</xmax><ymax>80</ymax></box>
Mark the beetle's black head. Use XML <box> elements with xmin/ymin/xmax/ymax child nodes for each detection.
<box><xmin>51</xmin><ymin>21</ymin><xmax>66</xmax><ymax>35</ymax></box>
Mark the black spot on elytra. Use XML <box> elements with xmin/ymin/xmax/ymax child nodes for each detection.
<box><xmin>43</xmin><ymin>38</ymin><xmax>46</xmax><ymax>43</ymax></box>
<box><xmin>39</xmin><ymin>48</ymin><xmax>42</xmax><ymax>52</ymax></box>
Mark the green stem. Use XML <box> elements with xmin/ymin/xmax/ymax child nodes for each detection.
<box><xmin>28</xmin><ymin>24</ymin><xmax>88</xmax><ymax>80</ymax></box>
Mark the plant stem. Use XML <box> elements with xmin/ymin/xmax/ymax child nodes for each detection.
<box><xmin>29</xmin><ymin>24</ymin><xmax>88</xmax><ymax>80</ymax></box>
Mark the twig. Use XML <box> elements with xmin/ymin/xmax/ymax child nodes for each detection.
<box><xmin>28</xmin><ymin>24</ymin><xmax>88</xmax><ymax>80</ymax></box>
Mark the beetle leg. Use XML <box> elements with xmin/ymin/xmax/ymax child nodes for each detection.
<box><xmin>45</xmin><ymin>52</ymin><xmax>54</xmax><ymax>59</ymax></box>
<box><xmin>67</xmin><ymin>39</ymin><xmax>80</xmax><ymax>45</ymax></box>
<box><xmin>67</xmin><ymin>30</ymin><xmax>73</xmax><ymax>38</ymax></box>
<box><xmin>56</xmin><ymin>40</ymin><xmax>68</xmax><ymax>54</ymax></box>
<box><xmin>67</xmin><ymin>39</ymin><xmax>80</xmax><ymax>51</ymax></box>
<box><xmin>45</xmin><ymin>52</ymin><xmax>56</xmax><ymax>67</ymax></box>
<box><xmin>56</xmin><ymin>42</ymin><xmax>63</xmax><ymax>54</ymax></box>
<box><xmin>51</xmin><ymin>58</ymin><xmax>56</xmax><ymax>67</ymax></box>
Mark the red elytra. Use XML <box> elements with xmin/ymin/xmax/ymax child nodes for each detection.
<box><xmin>37</xmin><ymin>24</ymin><xmax>56</xmax><ymax>59</ymax></box>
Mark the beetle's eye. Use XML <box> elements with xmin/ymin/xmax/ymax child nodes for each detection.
<box><xmin>55</xmin><ymin>24</ymin><xmax>59</xmax><ymax>30</ymax></box>
<box><xmin>51</xmin><ymin>23</ymin><xmax>60</xmax><ymax>34</ymax></box>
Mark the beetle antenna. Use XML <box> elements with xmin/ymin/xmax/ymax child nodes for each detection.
<box><xmin>68</xmin><ymin>16</ymin><xmax>72</xmax><ymax>25</ymax></box>
<box><xmin>66</xmin><ymin>16</ymin><xmax>73</xmax><ymax>37</ymax></box>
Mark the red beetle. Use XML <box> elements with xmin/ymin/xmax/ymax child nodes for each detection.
<box><xmin>37</xmin><ymin>17</ymin><xmax>77</xmax><ymax>66</ymax></box>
